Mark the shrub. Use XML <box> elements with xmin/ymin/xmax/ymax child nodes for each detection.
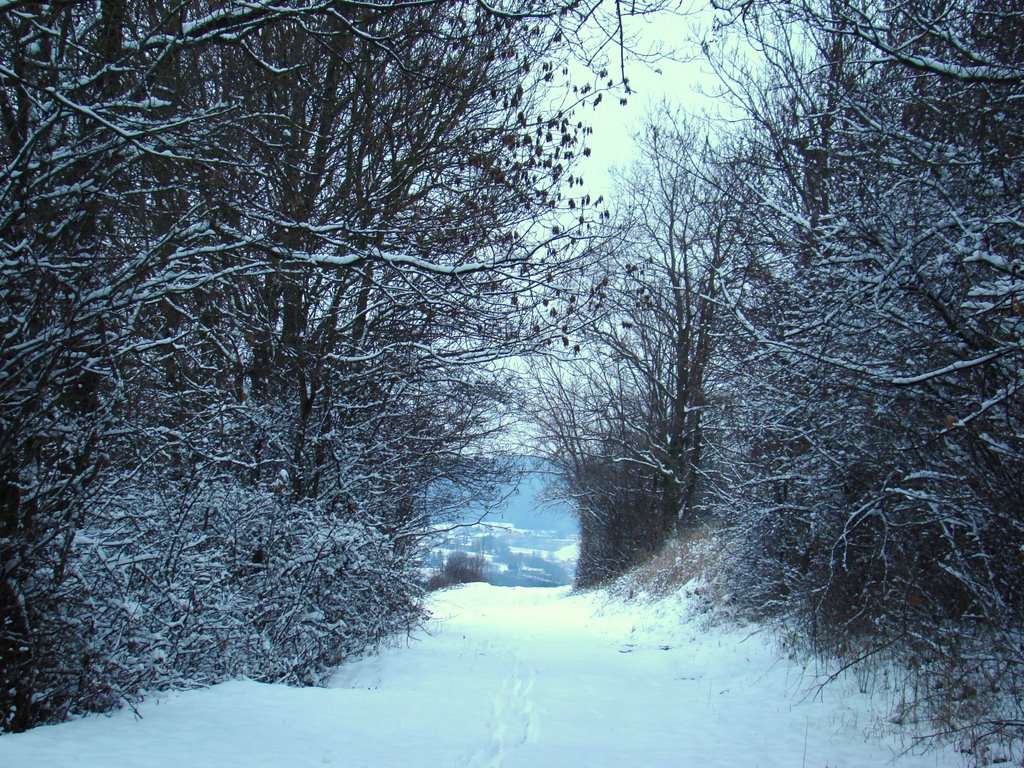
<box><xmin>426</xmin><ymin>552</ymin><xmax>488</xmax><ymax>591</ymax></box>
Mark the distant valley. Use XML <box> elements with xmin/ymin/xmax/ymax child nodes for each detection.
<box><xmin>426</xmin><ymin>468</ymin><xmax>579</xmax><ymax>588</ymax></box>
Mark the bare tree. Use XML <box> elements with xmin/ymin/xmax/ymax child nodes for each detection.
<box><xmin>531</xmin><ymin>112</ymin><xmax>742</xmax><ymax>585</ymax></box>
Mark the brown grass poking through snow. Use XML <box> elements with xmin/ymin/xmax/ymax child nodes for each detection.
<box><xmin>609</xmin><ymin>521</ymin><xmax>733</xmax><ymax>608</ymax></box>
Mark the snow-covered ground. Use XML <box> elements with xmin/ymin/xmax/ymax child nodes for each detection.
<box><xmin>0</xmin><ymin>584</ymin><xmax>961</xmax><ymax>767</ymax></box>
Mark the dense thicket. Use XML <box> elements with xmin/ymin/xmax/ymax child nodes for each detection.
<box><xmin>0</xmin><ymin>0</ymin><xmax>637</xmax><ymax>732</ymax></box>
<box><xmin>536</xmin><ymin>0</ymin><xmax>1023</xmax><ymax>755</ymax></box>
<box><xmin>708</xmin><ymin>0</ymin><xmax>1023</xmax><ymax>750</ymax></box>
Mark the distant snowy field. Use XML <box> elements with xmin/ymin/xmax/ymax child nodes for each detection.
<box><xmin>425</xmin><ymin>466</ymin><xmax>580</xmax><ymax>587</ymax></box>
<box><xmin>0</xmin><ymin>584</ymin><xmax>962</xmax><ymax>767</ymax></box>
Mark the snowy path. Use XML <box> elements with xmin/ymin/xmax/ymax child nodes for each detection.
<box><xmin>0</xmin><ymin>584</ymin><xmax>961</xmax><ymax>767</ymax></box>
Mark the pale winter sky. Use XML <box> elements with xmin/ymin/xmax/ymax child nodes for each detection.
<box><xmin>573</xmin><ymin>3</ymin><xmax>722</xmax><ymax>198</ymax></box>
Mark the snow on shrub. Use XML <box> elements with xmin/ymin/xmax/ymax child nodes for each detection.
<box><xmin>21</xmin><ymin>478</ymin><xmax>420</xmax><ymax>724</ymax></box>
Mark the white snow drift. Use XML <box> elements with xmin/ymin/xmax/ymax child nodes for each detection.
<box><xmin>0</xmin><ymin>584</ymin><xmax>961</xmax><ymax>767</ymax></box>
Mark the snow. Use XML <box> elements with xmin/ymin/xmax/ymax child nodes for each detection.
<box><xmin>0</xmin><ymin>584</ymin><xmax>961</xmax><ymax>767</ymax></box>
<box><xmin>553</xmin><ymin>542</ymin><xmax>580</xmax><ymax>562</ymax></box>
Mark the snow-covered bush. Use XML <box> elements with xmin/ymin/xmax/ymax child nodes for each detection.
<box><xmin>700</xmin><ymin>0</ymin><xmax>1024</xmax><ymax>756</ymax></box>
<box><xmin>426</xmin><ymin>552</ymin><xmax>489</xmax><ymax>591</ymax></box>
<box><xmin>18</xmin><ymin>477</ymin><xmax>421</xmax><ymax>723</ymax></box>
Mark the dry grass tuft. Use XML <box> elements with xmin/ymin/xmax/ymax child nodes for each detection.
<box><xmin>609</xmin><ymin>521</ymin><xmax>734</xmax><ymax>610</ymax></box>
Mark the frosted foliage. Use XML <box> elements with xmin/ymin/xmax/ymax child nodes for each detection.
<box><xmin>25</xmin><ymin>479</ymin><xmax>418</xmax><ymax>720</ymax></box>
<box><xmin>698</xmin><ymin>0</ymin><xmax>1024</xmax><ymax>756</ymax></box>
<box><xmin>1</xmin><ymin>0</ymin><xmax>599</xmax><ymax>733</ymax></box>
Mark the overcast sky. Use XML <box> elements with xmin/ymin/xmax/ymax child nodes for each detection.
<box><xmin>573</xmin><ymin>3</ymin><xmax>721</xmax><ymax>199</ymax></box>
